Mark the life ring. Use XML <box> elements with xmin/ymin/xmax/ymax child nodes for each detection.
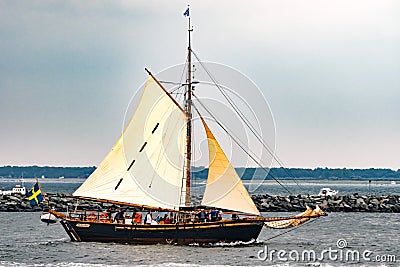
<box><xmin>87</xmin><ymin>212</ymin><xmax>97</xmax><ymax>222</ymax></box>
<box><xmin>99</xmin><ymin>213</ymin><xmax>109</xmax><ymax>223</ymax></box>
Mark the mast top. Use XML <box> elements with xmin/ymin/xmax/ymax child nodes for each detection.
<box><xmin>184</xmin><ymin>5</ymin><xmax>192</xmax><ymax>49</ymax></box>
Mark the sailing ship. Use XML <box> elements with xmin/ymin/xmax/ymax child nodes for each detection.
<box><xmin>49</xmin><ymin>9</ymin><xmax>325</xmax><ymax>244</ymax></box>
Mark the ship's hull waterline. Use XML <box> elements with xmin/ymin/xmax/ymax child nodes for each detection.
<box><xmin>59</xmin><ymin>218</ymin><xmax>265</xmax><ymax>245</ymax></box>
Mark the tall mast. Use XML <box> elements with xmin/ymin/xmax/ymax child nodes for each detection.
<box><xmin>185</xmin><ymin>15</ymin><xmax>193</xmax><ymax>206</ymax></box>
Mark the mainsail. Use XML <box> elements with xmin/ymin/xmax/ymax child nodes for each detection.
<box><xmin>73</xmin><ymin>75</ymin><xmax>187</xmax><ymax>210</ymax></box>
<box><xmin>199</xmin><ymin>116</ymin><xmax>260</xmax><ymax>215</ymax></box>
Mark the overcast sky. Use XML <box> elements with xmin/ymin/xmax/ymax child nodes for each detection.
<box><xmin>0</xmin><ymin>1</ymin><xmax>399</xmax><ymax>169</ymax></box>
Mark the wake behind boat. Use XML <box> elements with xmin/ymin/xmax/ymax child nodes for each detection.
<box><xmin>47</xmin><ymin>7</ymin><xmax>326</xmax><ymax>245</ymax></box>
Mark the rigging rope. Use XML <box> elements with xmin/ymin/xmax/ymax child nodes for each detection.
<box><xmin>176</xmin><ymin>57</ymin><xmax>191</xmax><ymax>206</ymax></box>
<box><xmin>192</xmin><ymin>100</ymin><xmax>293</xmax><ymax>195</ymax></box>
<box><xmin>191</xmin><ymin>49</ymin><xmax>306</xmax><ymax>194</ymax></box>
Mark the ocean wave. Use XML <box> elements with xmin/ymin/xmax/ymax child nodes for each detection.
<box><xmin>0</xmin><ymin>262</ymin><xmax>122</xmax><ymax>267</ymax></box>
<box><xmin>12</xmin><ymin>237</ymin><xmax>69</xmax><ymax>247</ymax></box>
<box><xmin>0</xmin><ymin>260</ymin><xmax>392</xmax><ymax>267</ymax></box>
<box><xmin>0</xmin><ymin>262</ymin><xmax>265</xmax><ymax>267</ymax></box>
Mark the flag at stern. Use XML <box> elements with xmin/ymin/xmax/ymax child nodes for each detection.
<box><xmin>26</xmin><ymin>182</ymin><xmax>44</xmax><ymax>207</ymax></box>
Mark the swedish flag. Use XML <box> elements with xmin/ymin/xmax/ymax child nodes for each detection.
<box><xmin>26</xmin><ymin>182</ymin><xmax>44</xmax><ymax>207</ymax></box>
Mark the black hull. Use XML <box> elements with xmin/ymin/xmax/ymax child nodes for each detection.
<box><xmin>60</xmin><ymin>218</ymin><xmax>264</xmax><ymax>245</ymax></box>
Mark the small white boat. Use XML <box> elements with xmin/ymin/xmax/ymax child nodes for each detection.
<box><xmin>40</xmin><ymin>212</ymin><xmax>58</xmax><ymax>224</ymax></box>
<box><xmin>0</xmin><ymin>185</ymin><xmax>26</xmax><ymax>196</ymax></box>
<box><xmin>318</xmin><ymin>187</ymin><xmax>338</xmax><ymax>196</ymax></box>
<box><xmin>390</xmin><ymin>181</ymin><xmax>396</xmax><ymax>185</ymax></box>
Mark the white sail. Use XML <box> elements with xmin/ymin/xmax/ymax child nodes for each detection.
<box><xmin>73</xmin><ymin>75</ymin><xmax>187</xmax><ymax>210</ymax></box>
<box><xmin>200</xmin><ymin>117</ymin><xmax>260</xmax><ymax>215</ymax></box>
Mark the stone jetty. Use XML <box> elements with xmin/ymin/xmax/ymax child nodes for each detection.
<box><xmin>1</xmin><ymin>193</ymin><xmax>400</xmax><ymax>212</ymax></box>
<box><xmin>252</xmin><ymin>194</ymin><xmax>400</xmax><ymax>213</ymax></box>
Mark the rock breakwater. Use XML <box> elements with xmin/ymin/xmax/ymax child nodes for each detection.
<box><xmin>252</xmin><ymin>194</ymin><xmax>400</xmax><ymax>212</ymax></box>
<box><xmin>1</xmin><ymin>193</ymin><xmax>400</xmax><ymax>212</ymax></box>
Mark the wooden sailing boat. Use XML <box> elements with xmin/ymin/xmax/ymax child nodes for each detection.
<box><xmin>49</xmin><ymin>10</ymin><xmax>325</xmax><ymax>245</ymax></box>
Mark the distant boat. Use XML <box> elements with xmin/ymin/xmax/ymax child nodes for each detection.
<box><xmin>318</xmin><ymin>187</ymin><xmax>338</xmax><ymax>196</ymax></box>
<box><xmin>40</xmin><ymin>212</ymin><xmax>58</xmax><ymax>224</ymax></box>
<box><xmin>41</xmin><ymin>175</ymin><xmax>45</xmax><ymax>179</ymax></box>
<box><xmin>0</xmin><ymin>184</ymin><xmax>26</xmax><ymax>196</ymax></box>
<box><xmin>390</xmin><ymin>181</ymin><xmax>396</xmax><ymax>185</ymax></box>
<box><xmin>59</xmin><ymin>176</ymin><xmax>65</xmax><ymax>180</ymax></box>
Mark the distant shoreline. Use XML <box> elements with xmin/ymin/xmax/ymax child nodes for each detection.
<box><xmin>1</xmin><ymin>165</ymin><xmax>399</xmax><ymax>180</ymax></box>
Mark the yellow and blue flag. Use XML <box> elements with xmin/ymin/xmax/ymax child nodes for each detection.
<box><xmin>26</xmin><ymin>182</ymin><xmax>44</xmax><ymax>207</ymax></box>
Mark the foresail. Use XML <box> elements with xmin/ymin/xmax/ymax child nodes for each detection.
<box><xmin>73</xmin><ymin>75</ymin><xmax>187</xmax><ymax>210</ymax></box>
<box><xmin>199</xmin><ymin>117</ymin><xmax>260</xmax><ymax>215</ymax></box>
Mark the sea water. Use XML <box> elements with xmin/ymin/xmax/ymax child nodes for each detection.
<box><xmin>0</xmin><ymin>179</ymin><xmax>399</xmax><ymax>266</ymax></box>
<box><xmin>1</xmin><ymin>178</ymin><xmax>399</xmax><ymax>196</ymax></box>
<box><xmin>0</xmin><ymin>212</ymin><xmax>399</xmax><ymax>266</ymax></box>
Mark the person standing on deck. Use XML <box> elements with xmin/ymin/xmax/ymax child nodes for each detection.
<box><xmin>145</xmin><ymin>211</ymin><xmax>154</xmax><ymax>224</ymax></box>
<box><xmin>210</xmin><ymin>208</ymin><xmax>218</xmax><ymax>222</ymax></box>
<box><xmin>134</xmin><ymin>211</ymin><xmax>142</xmax><ymax>224</ymax></box>
<box><xmin>198</xmin><ymin>209</ymin><xmax>206</xmax><ymax>222</ymax></box>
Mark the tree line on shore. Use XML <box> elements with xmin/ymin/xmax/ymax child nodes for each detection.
<box><xmin>1</xmin><ymin>166</ymin><xmax>399</xmax><ymax>180</ymax></box>
<box><xmin>0</xmin><ymin>166</ymin><xmax>95</xmax><ymax>179</ymax></box>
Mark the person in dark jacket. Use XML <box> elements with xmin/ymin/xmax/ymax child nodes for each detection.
<box><xmin>210</xmin><ymin>208</ymin><xmax>218</xmax><ymax>222</ymax></box>
<box><xmin>198</xmin><ymin>209</ymin><xmax>206</xmax><ymax>222</ymax></box>
<box><xmin>114</xmin><ymin>209</ymin><xmax>125</xmax><ymax>223</ymax></box>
